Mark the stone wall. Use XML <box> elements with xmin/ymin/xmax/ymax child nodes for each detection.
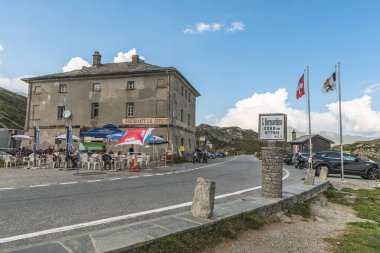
<box><xmin>261</xmin><ymin>146</ymin><xmax>283</xmax><ymax>198</ymax></box>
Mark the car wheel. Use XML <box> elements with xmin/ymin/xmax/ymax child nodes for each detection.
<box><xmin>367</xmin><ymin>168</ymin><xmax>379</xmax><ymax>180</ymax></box>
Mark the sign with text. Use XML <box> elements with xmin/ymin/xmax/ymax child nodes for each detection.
<box><xmin>258</xmin><ymin>114</ymin><xmax>287</xmax><ymax>141</ymax></box>
<box><xmin>123</xmin><ymin>118</ymin><xmax>169</xmax><ymax>125</ymax></box>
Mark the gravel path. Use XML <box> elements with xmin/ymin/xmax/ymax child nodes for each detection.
<box><xmin>204</xmin><ymin>177</ymin><xmax>379</xmax><ymax>253</ymax></box>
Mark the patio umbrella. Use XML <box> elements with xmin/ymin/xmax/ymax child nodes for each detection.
<box><xmin>116</xmin><ymin>128</ymin><xmax>154</xmax><ymax>146</ymax></box>
<box><xmin>106</xmin><ymin>132</ymin><xmax>125</xmax><ymax>141</ymax></box>
<box><xmin>80</xmin><ymin>124</ymin><xmax>124</xmax><ymax>138</ymax></box>
<box><xmin>145</xmin><ymin>135</ymin><xmax>167</xmax><ymax>160</ymax></box>
<box><xmin>11</xmin><ymin>134</ymin><xmax>32</xmax><ymax>140</ymax></box>
<box><xmin>33</xmin><ymin>126</ymin><xmax>40</xmax><ymax>167</ymax></box>
<box><xmin>56</xmin><ymin>134</ymin><xmax>80</xmax><ymax>141</ymax></box>
<box><xmin>66</xmin><ymin>125</ymin><xmax>73</xmax><ymax>154</ymax></box>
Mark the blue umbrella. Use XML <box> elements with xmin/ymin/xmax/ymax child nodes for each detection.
<box><xmin>106</xmin><ymin>132</ymin><xmax>125</xmax><ymax>141</ymax></box>
<box><xmin>66</xmin><ymin>125</ymin><xmax>73</xmax><ymax>154</ymax></box>
<box><xmin>80</xmin><ymin>124</ymin><xmax>124</xmax><ymax>138</ymax></box>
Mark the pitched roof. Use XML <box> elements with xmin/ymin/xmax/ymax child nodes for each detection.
<box><xmin>288</xmin><ymin>134</ymin><xmax>334</xmax><ymax>144</ymax></box>
<box><xmin>22</xmin><ymin>60</ymin><xmax>201</xmax><ymax>96</ymax></box>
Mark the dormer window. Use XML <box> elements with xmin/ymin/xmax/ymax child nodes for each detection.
<box><xmin>93</xmin><ymin>83</ymin><xmax>101</xmax><ymax>91</ymax></box>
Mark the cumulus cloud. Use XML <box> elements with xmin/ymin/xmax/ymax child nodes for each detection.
<box><xmin>216</xmin><ymin>88</ymin><xmax>380</xmax><ymax>137</ymax></box>
<box><xmin>183</xmin><ymin>22</ymin><xmax>223</xmax><ymax>34</ymax></box>
<box><xmin>364</xmin><ymin>83</ymin><xmax>380</xmax><ymax>94</ymax></box>
<box><xmin>113</xmin><ymin>48</ymin><xmax>145</xmax><ymax>63</ymax></box>
<box><xmin>62</xmin><ymin>57</ymin><xmax>91</xmax><ymax>72</ymax></box>
<box><xmin>226</xmin><ymin>22</ymin><xmax>245</xmax><ymax>33</ymax></box>
<box><xmin>0</xmin><ymin>44</ymin><xmax>4</xmax><ymax>51</ymax></box>
<box><xmin>0</xmin><ymin>75</ymin><xmax>30</xmax><ymax>94</ymax></box>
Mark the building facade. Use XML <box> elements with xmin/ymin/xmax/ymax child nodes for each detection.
<box><xmin>22</xmin><ymin>52</ymin><xmax>200</xmax><ymax>155</ymax></box>
<box><xmin>289</xmin><ymin>134</ymin><xmax>334</xmax><ymax>153</ymax></box>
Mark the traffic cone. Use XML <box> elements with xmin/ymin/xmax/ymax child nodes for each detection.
<box><xmin>129</xmin><ymin>156</ymin><xmax>138</xmax><ymax>172</ymax></box>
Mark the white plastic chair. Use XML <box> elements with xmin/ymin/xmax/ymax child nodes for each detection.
<box><xmin>80</xmin><ymin>153</ymin><xmax>90</xmax><ymax>169</ymax></box>
<box><xmin>3</xmin><ymin>155</ymin><xmax>17</xmax><ymax>168</ymax></box>
<box><xmin>47</xmin><ymin>155</ymin><xmax>58</xmax><ymax>169</ymax></box>
<box><xmin>58</xmin><ymin>153</ymin><xmax>69</xmax><ymax>169</ymax></box>
<box><xmin>89</xmin><ymin>154</ymin><xmax>101</xmax><ymax>170</ymax></box>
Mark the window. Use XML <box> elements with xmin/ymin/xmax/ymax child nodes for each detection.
<box><xmin>91</xmin><ymin>103</ymin><xmax>99</xmax><ymax>118</ymax></box>
<box><xmin>32</xmin><ymin>105</ymin><xmax>40</xmax><ymax>119</ymax></box>
<box><xmin>126</xmin><ymin>102</ymin><xmax>134</xmax><ymax>117</ymax></box>
<box><xmin>93</xmin><ymin>83</ymin><xmax>101</xmax><ymax>91</ymax></box>
<box><xmin>188</xmin><ymin>114</ymin><xmax>191</xmax><ymax>125</ymax></box>
<box><xmin>189</xmin><ymin>139</ymin><xmax>192</xmax><ymax>149</ymax></box>
<box><xmin>34</xmin><ymin>86</ymin><xmax>41</xmax><ymax>94</ymax></box>
<box><xmin>59</xmin><ymin>84</ymin><xmax>67</xmax><ymax>93</ymax></box>
<box><xmin>181</xmin><ymin>109</ymin><xmax>183</xmax><ymax>122</ymax></box>
<box><xmin>188</xmin><ymin>93</ymin><xmax>191</xmax><ymax>102</ymax></box>
<box><xmin>174</xmin><ymin>101</ymin><xmax>177</xmax><ymax>119</ymax></box>
<box><xmin>181</xmin><ymin>137</ymin><xmax>184</xmax><ymax>147</ymax></box>
<box><xmin>157</xmin><ymin>79</ymin><xmax>166</xmax><ymax>88</ymax></box>
<box><xmin>127</xmin><ymin>81</ymin><xmax>135</xmax><ymax>90</ymax></box>
<box><xmin>57</xmin><ymin>106</ymin><xmax>65</xmax><ymax>119</ymax></box>
<box><xmin>185</xmin><ymin>90</ymin><xmax>187</xmax><ymax>99</ymax></box>
<box><xmin>181</xmin><ymin>86</ymin><xmax>184</xmax><ymax>96</ymax></box>
<box><xmin>175</xmin><ymin>135</ymin><xmax>178</xmax><ymax>146</ymax></box>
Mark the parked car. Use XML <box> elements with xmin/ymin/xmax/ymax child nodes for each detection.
<box><xmin>283</xmin><ymin>153</ymin><xmax>296</xmax><ymax>165</ymax></box>
<box><xmin>312</xmin><ymin>151</ymin><xmax>379</xmax><ymax>180</ymax></box>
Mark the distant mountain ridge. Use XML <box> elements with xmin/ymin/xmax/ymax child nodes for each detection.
<box><xmin>0</xmin><ymin>87</ymin><xmax>27</xmax><ymax>129</ymax></box>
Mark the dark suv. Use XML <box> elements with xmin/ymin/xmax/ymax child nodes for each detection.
<box><xmin>312</xmin><ymin>151</ymin><xmax>379</xmax><ymax>180</ymax></box>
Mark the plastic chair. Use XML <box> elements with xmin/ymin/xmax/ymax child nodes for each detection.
<box><xmin>58</xmin><ymin>153</ymin><xmax>69</xmax><ymax>169</ymax></box>
<box><xmin>47</xmin><ymin>155</ymin><xmax>58</xmax><ymax>169</ymax></box>
<box><xmin>3</xmin><ymin>155</ymin><xmax>17</xmax><ymax>168</ymax></box>
<box><xmin>102</xmin><ymin>154</ymin><xmax>114</xmax><ymax>170</ymax></box>
<box><xmin>89</xmin><ymin>154</ymin><xmax>101</xmax><ymax>170</ymax></box>
<box><xmin>80</xmin><ymin>153</ymin><xmax>89</xmax><ymax>169</ymax></box>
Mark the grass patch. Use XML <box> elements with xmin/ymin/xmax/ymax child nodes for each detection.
<box><xmin>286</xmin><ymin>202</ymin><xmax>311</xmax><ymax>218</ymax></box>
<box><xmin>139</xmin><ymin>212</ymin><xmax>264</xmax><ymax>253</ymax></box>
<box><xmin>325</xmin><ymin>185</ymin><xmax>380</xmax><ymax>253</ymax></box>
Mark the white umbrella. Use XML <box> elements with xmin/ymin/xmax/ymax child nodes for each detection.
<box><xmin>11</xmin><ymin>134</ymin><xmax>32</xmax><ymax>140</ymax></box>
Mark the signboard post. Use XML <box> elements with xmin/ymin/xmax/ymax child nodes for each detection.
<box><xmin>258</xmin><ymin>113</ymin><xmax>287</xmax><ymax>198</ymax></box>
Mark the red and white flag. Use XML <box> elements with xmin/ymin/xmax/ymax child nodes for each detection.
<box><xmin>296</xmin><ymin>74</ymin><xmax>305</xmax><ymax>99</ymax></box>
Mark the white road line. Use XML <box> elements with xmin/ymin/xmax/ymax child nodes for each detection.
<box><xmin>0</xmin><ymin>187</ymin><xmax>15</xmax><ymax>191</ymax></box>
<box><xmin>109</xmin><ymin>178</ymin><xmax>122</xmax><ymax>181</ymax></box>
<box><xmin>87</xmin><ymin>180</ymin><xmax>102</xmax><ymax>183</ymax></box>
<box><xmin>128</xmin><ymin>176</ymin><xmax>139</xmax><ymax>179</ymax></box>
<box><xmin>155</xmin><ymin>173</ymin><xmax>164</xmax><ymax>176</ymax></box>
<box><xmin>29</xmin><ymin>184</ymin><xmax>50</xmax><ymax>188</ymax></box>
<box><xmin>142</xmin><ymin>174</ymin><xmax>153</xmax><ymax>177</ymax></box>
<box><xmin>59</xmin><ymin>182</ymin><xmax>78</xmax><ymax>185</ymax></box>
<box><xmin>0</xmin><ymin>167</ymin><xmax>291</xmax><ymax>244</ymax></box>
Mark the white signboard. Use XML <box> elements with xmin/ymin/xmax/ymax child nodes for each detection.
<box><xmin>258</xmin><ymin>114</ymin><xmax>287</xmax><ymax>141</ymax></box>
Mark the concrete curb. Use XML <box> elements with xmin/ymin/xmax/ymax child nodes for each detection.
<box><xmin>8</xmin><ymin>180</ymin><xmax>330</xmax><ymax>253</ymax></box>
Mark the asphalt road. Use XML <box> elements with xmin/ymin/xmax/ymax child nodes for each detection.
<box><xmin>0</xmin><ymin>155</ymin><xmax>306</xmax><ymax>250</ymax></box>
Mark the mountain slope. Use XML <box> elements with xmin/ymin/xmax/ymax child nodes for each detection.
<box><xmin>0</xmin><ymin>87</ymin><xmax>27</xmax><ymax>129</ymax></box>
<box><xmin>196</xmin><ymin>124</ymin><xmax>264</xmax><ymax>154</ymax></box>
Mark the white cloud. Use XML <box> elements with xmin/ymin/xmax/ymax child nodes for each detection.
<box><xmin>183</xmin><ymin>22</ymin><xmax>223</xmax><ymax>34</ymax></box>
<box><xmin>0</xmin><ymin>44</ymin><xmax>4</xmax><ymax>52</ymax></box>
<box><xmin>364</xmin><ymin>83</ymin><xmax>380</xmax><ymax>94</ymax></box>
<box><xmin>226</xmin><ymin>22</ymin><xmax>245</xmax><ymax>33</ymax></box>
<box><xmin>113</xmin><ymin>48</ymin><xmax>145</xmax><ymax>63</ymax></box>
<box><xmin>62</xmin><ymin>57</ymin><xmax>91</xmax><ymax>72</ymax></box>
<box><xmin>0</xmin><ymin>75</ymin><xmax>30</xmax><ymax>94</ymax></box>
<box><xmin>216</xmin><ymin>88</ymin><xmax>380</xmax><ymax>137</ymax></box>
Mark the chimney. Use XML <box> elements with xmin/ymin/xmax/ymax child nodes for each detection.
<box><xmin>292</xmin><ymin>130</ymin><xmax>297</xmax><ymax>141</ymax></box>
<box><xmin>131</xmin><ymin>54</ymin><xmax>140</xmax><ymax>64</ymax></box>
<box><xmin>92</xmin><ymin>51</ymin><xmax>101</xmax><ymax>66</ymax></box>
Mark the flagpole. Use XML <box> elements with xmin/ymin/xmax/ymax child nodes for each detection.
<box><xmin>306</xmin><ymin>66</ymin><xmax>312</xmax><ymax>169</ymax></box>
<box><xmin>338</xmin><ymin>62</ymin><xmax>344</xmax><ymax>180</ymax></box>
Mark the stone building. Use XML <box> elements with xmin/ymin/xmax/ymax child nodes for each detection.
<box><xmin>22</xmin><ymin>51</ymin><xmax>200</xmax><ymax>155</ymax></box>
<box><xmin>289</xmin><ymin>133</ymin><xmax>334</xmax><ymax>153</ymax></box>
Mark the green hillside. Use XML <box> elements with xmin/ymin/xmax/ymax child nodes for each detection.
<box><xmin>196</xmin><ymin>124</ymin><xmax>265</xmax><ymax>155</ymax></box>
<box><xmin>0</xmin><ymin>87</ymin><xmax>27</xmax><ymax>129</ymax></box>
<box><xmin>333</xmin><ymin>139</ymin><xmax>380</xmax><ymax>161</ymax></box>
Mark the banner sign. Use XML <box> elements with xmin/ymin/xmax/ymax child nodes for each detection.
<box><xmin>258</xmin><ymin>114</ymin><xmax>287</xmax><ymax>141</ymax></box>
<box><xmin>123</xmin><ymin>118</ymin><xmax>169</xmax><ymax>125</ymax></box>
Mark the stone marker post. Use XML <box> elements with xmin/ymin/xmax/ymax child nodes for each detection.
<box><xmin>191</xmin><ymin>177</ymin><xmax>216</xmax><ymax>219</ymax></box>
<box><xmin>261</xmin><ymin>144</ymin><xmax>283</xmax><ymax>198</ymax></box>
<box><xmin>304</xmin><ymin>169</ymin><xmax>316</xmax><ymax>185</ymax></box>
<box><xmin>318</xmin><ymin>166</ymin><xmax>328</xmax><ymax>181</ymax></box>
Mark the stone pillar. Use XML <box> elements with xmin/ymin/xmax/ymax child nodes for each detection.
<box><xmin>319</xmin><ymin>167</ymin><xmax>328</xmax><ymax>181</ymax></box>
<box><xmin>261</xmin><ymin>146</ymin><xmax>283</xmax><ymax>198</ymax></box>
<box><xmin>191</xmin><ymin>177</ymin><xmax>216</xmax><ymax>219</ymax></box>
<box><xmin>304</xmin><ymin>169</ymin><xmax>316</xmax><ymax>185</ymax></box>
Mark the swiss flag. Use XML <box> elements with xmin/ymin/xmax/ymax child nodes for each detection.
<box><xmin>296</xmin><ymin>74</ymin><xmax>305</xmax><ymax>99</ymax></box>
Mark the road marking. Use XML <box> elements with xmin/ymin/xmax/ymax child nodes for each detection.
<box><xmin>155</xmin><ymin>173</ymin><xmax>164</xmax><ymax>176</ymax></box>
<box><xmin>30</xmin><ymin>184</ymin><xmax>50</xmax><ymax>188</ymax></box>
<box><xmin>87</xmin><ymin>180</ymin><xmax>102</xmax><ymax>183</ymax></box>
<box><xmin>0</xmin><ymin>167</ymin><xmax>291</xmax><ymax>244</ymax></box>
<box><xmin>0</xmin><ymin>187</ymin><xmax>15</xmax><ymax>191</ymax></box>
<box><xmin>128</xmin><ymin>176</ymin><xmax>139</xmax><ymax>179</ymax></box>
<box><xmin>142</xmin><ymin>174</ymin><xmax>153</xmax><ymax>177</ymax></box>
<box><xmin>109</xmin><ymin>178</ymin><xmax>122</xmax><ymax>181</ymax></box>
<box><xmin>59</xmin><ymin>182</ymin><xmax>78</xmax><ymax>185</ymax></box>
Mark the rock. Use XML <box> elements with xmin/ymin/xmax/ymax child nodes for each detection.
<box><xmin>191</xmin><ymin>177</ymin><xmax>216</xmax><ymax>219</ymax></box>
<box><xmin>276</xmin><ymin>211</ymin><xmax>292</xmax><ymax>224</ymax></box>
<box><xmin>319</xmin><ymin>167</ymin><xmax>328</xmax><ymax>181</ymax></box>
<box><xmin>304</xmin><ymin>169</ymin><xmax>316</xmax><ymax>185</ymax></box>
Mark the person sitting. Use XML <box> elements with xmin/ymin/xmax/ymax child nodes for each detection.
<box><xmin>68</xmin><ymin>149</ymin><xmax>79</xmax><ymax>168</ymax></box>
<box><xmin>102</xmin><ymin>153</ymin><xmax>114</xmax><ymax>170</ymax></box>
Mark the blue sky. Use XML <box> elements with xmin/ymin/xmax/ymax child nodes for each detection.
<box><xmin>1</xmin><ymin>0</ymin><xmax>380</xmax><ymax>136</ymax></box>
